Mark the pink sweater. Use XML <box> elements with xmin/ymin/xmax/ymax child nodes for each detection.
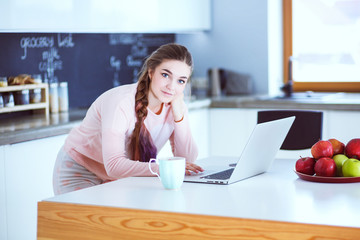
<box><xmin>64</xmin><ymin>83</ymin><xmax>198</xmax><ymax>181</ymax></box>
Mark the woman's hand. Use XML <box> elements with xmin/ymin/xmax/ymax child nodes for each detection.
<box><xmin>185</xmin><ymin>162</ymin><xmax>204</xmax><ymax>176</ymax></box>
<box><xmin>171</xmin><ymin>93</ymin><xmax>185</xmax><ymax>122</ymax></box>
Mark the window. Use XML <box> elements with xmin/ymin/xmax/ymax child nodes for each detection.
<box><xmin>283</xmin><ymin>0</ymin><xmax>360</xmax><ymax>92</ymax></box>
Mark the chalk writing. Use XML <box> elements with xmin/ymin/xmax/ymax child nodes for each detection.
<box><xmin>38</xmin><ymin>47</ymin><xmax>62</xmax><ymax>79</ymax></box>
<box><xmin>38</xmin><ymin>60</ymin><xmax>63</xmax><ymax>72</ymax></box>
<box><xmin>113</xmin><ymin>72</ymin><xmax>120</xmax><ymax>87</ymax></box>
<box><xmin>126</xmin><ymin>55</ymin><xmax>142</xmax><ymax>67</ymax></box>
<box><xmin>130</xmin><ymin>45</ymin><xmax>147</xmax><ymax>57</ymax></box>
<box><xmin>58</xmin><ymin>33</ymin><xmax>75</xmax><ymax>48</ymax></box>
<box><xmin>20</xmin><ymin>36</ymin><xmax>55</xmax><ymax>60</ymax></box>
<box><xmin>109</xmin><ymin>34</ymin><xmax>137</xmax><ymax>45</ymax></box>
<box><xmin>110</xmin><ymin>56</ymin><xmax>121</xmax><ymax>87</ymax></box>
<box><xmin>19</xmin><ymin>34</ymin><xmax>74</xmax><ymax>60</ymax></box>
<box><xmin>132</xmin><ymin>68</ymin><xmax>140</xmax><ymax>83</ymax></box>
<box><xmin>108</xmin><ymin>34</ymin><xmax>173</xmax><ymax>47</ymax></box>
<box><xmin>42</xmin><ymin>47</ymin><xmax>60</xmax><ymax>61</ymax></box>
<box><xmin>110</xmin><ymin>56</ymin><xmax>121</xmax><ymax>71</ymax></box>
<box><xmin>140</xmin><ymin>36</ymin><xmax>175</xmax><ymax>46</ymax></box>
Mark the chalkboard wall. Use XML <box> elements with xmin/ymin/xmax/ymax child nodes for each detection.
<box><xmin>0</xmin><ymin>33</ymin><xmax>175</xmax><ymax>108</ymax></box>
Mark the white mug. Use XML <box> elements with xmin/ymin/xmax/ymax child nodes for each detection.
<box><xmin>148</xmin><ymin>157</ymin><xmax>186</xmax><ymax>190</ymax></box>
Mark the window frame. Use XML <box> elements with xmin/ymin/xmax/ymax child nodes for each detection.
<box><xmin>282</xmin><ymin>0</ymin><xmax>360</xmax><ymax>92</ymax></box>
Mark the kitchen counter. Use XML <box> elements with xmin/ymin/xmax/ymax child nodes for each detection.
<box><xmin>0</xmin><ymin>109</ymin><xmax>87</xmax><ymax>145</ymax></box>
<box><xmin>210</xmin><ymin>93</ymin><xmax>360</xmax><ymax>111</ymax></box>
<box><xmin>2</xmin><ymin>94</ymin><xmax>360</xmax><ymax>146</ymax></box>
<box><xmin>0</xmin><ymin>99</ymin><xmax>211</xmax><ymax>145</ymax></box>
<box><xmin>37</xmin><ymin>157</ymin><xmax>360</xmax><ymax>239</ymax></box>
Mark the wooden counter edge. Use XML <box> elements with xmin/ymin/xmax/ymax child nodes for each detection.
<box><xmin>37</xmin><ymin>200</ymin><xmax>360</xmax><ymax>240</ymax></box>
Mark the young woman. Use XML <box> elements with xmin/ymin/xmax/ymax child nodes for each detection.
<box><xmin>53</xmin><ymin>43</ymin><xmax>203</xmax><ymax>195</ymax></box>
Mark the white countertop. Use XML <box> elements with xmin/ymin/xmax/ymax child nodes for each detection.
<box><xmin>43</xmin><ymin>157</ymin><xmax>360</xmax><ymax>229</ymax></box>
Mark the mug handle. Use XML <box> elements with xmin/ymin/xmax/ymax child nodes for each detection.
<box><xmin>149</xmin><ymin>158</ymin><xmax>160</xmax><ymax>179</ymax></box>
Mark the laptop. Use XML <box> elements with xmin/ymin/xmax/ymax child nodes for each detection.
<box><xmin>184</xmin><ymin>116</ymin><xmax>295</xmax><ymax>185</ymax></box>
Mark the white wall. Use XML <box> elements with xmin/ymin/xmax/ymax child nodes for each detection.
<box><xmin>267</xmin><ymin>0</ymin><xmax>284</xmax><ymax>96</ymax></box>
<box><xmin>176</xmin><ymin>0</ymin><xmax>283</xmax><ymax>95</ymax></box>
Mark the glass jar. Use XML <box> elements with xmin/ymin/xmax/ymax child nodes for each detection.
<box><xmin>14</xmin><ymin>90</ymin><xmax>30</xmax><ymax>105</ymax></box>
<box><xmin>49</xmin><ymin>82</ymin><xmax>59</xmax><ymax>113</ymax></box>
<box><xmin>30</xmin><ymin>88</ymin><xmax>42</xmax><ymax>103</ymax></box>
<box><xmin>3</xmin><ymin>92</ymin><xmax>15</xmax><ymax>107</ymax></box>
<box><xmin>32</xmin><ymin>74</ymin><xmax>42</xmax><ymax>84</ymax></box>
<box><xmin>30</xmin><ymin>74</ymin><xmax>43</xmax><ymax>103</ymax></box>
<box><xmin>0</xmin><ymin>77</ymin><xmax>7</xmax><ymax>87</ymax></box>
<box><xmin>58</xmin><ymin>82</ymin><xmax>69</xmax><ymax>112</ymax></box>
<box><xmin>0</xmin><ymin>93</ymin><xmax>4</xmax><ymax>108</ymax></box>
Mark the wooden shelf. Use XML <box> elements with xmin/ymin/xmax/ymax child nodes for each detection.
<box><xmin>0</xmin><ymin>102</ymin><xmax>48</xmax><ymax>113</ymax></box>
<box><xmin>0</xmin><ymin>83</ymin><xmax>49</xmax><ymax>116</ymax></box>
<box><xmin>0</xmin><ymin>83</ymin><xmax>47</xmax><ymax>92</ymax></box>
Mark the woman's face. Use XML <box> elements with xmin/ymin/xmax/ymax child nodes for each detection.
<box><xmin>148</xmin><ymin>59</ymin><xmax>191</xmax><ymax>105</ymax></box>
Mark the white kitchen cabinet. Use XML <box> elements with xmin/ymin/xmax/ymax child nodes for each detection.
<box><xmin>157</xmin><ymin>108</ymin><xmax>210</xmax><ymax>160</ymax></box>
<box><xmin>4</xmin><ymin>134</ymin><xmax>67</xmax><ymax>240</ymax></box>
<box><xmin>156</xmin><ymin>142</ymin><xmax>172</xmax><ymax>158</ymax></box>
<box><xmin>209</xmin><ymin>108</ymin><xmax>360</xmax><ymax>161</ymax></box>
<box><xmin>323</xmin><ymin>110</ymin><xmax>360</xmax><ymax>144</ymax></box>
<box><xmin>0</xmin><ymin>0</ymin><xmax>210</xmax><ymax>33</ymax></box>
<box><xmin>209</xmin><ymin>108</ymin><xmax>258</xmax><ymax>157</ymax></box>
<box><xmin>0</xmin><ymin>145</ymin><xmax>7</xmax><ymax>240</ymax></box>
<box><xmin>208</xmin><ymin>108</ymin><xmax>314</xmax><ymax>160</ymax></box>
<box><xmin>188</xmin><ymin>108</ymin><xmax>210</xmax><ymax>159</ymax></box>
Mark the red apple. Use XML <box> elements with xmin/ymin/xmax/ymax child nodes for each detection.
<box><xmin>328</xmin><ymin>138</ymin><xmax>345</xmax><ymax>155</ymax></box>
<box><xmin>295</xmin><ymin>157</ymin><xmax>316</xmax><ymax>175</ymax></box>
<box><xmin>314</xmin><ymin>157</ymin><xmax>336</xmax><ymax>177</ymax></box>
<box><xmin>345</xmin><ymin>138</ymin><xmax>360</xmax><ymax>159</ymax></box>
<box><xmin>311</xmin><ymin>140</ymin><xmax>333</xmax><ymax>159</ymax></box>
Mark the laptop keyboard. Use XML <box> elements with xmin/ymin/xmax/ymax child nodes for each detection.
<box><xmin>201</xmin><ymin>168</ymin><xmax>234</xmax><ymax>180</ymax></box>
